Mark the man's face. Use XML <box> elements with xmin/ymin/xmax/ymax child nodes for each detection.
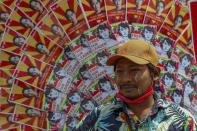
<box><xmin>114</xmin><ymin>0</ymin><xmax>122</xmax><ymax>10</ymax></box>
<box><xmin>51</xmin><ymin>25</ymin><xmax>64</xmax><ymax>37</ymax></box>
<box><xmin>24</xmin><ymin>88</ymin><xmax>37</xmax><ymax>97</ymax></box>
<box><xmin>174</xmin><ymin>16</ymin><xmax>182</xmax><ymax>29</ymax></box>
<box><xmin>185</xmin><ymin>82</ymin><xmax>194</xmax><ymax>94</ymax></box>
<box><xmin>144</xmin><ymin>29</ymin><xmax>153</xmax><ymax>41</ymax></box>
<box><xmin>30</xmin><ymin>1</ymin><xmax>43</xmax><ymax>12</ymax></box>
<box><xmin>115</xmin><ymin>58</ymin><xmax>152</xmax><ymax>99</ymax></box>
<box><xmin>164</xmin><ymin>75</ymin><xmax>173</xmax><ymax>87</ymax></box>
<box><xmin>162</xmin><ymin>40</ymin><xmax>171</xmax><ymax>52</ymax></box>
<box><xmin>21</xmin><ymin>18</ymin><xmax>34</xmax><ymax>28</ymax></box>
<box><xmin>0</xmin><ymin>12</ymin><xmax>9</xmax><ymax>22</ymax></box>
<box><xmin>48</xmin><ymin>89</ymin><xmax>59</xmax><ymax>99</ymax></box>
<box><xmin>173</xmin><ymin>92</ymin><xmax>182</xmax><ymax>104</ymax></box>
<box><xmin>166</xmin><ymin>63</ymin><xmax>175</xmax><ymax>72</ymax></box>
<box><xmin>156</xmin><ymin>2</ymin><xmax>164</xmax><ymax>15</ymax></box>
<box><xmin>119</xmin><ymin>26</ymin><xmax>129</xmax><ymax>37</ymax></box>
<box><xmin>10</xmin><ymin>56</ymin><xmax>20</xmax><ymax>65</ymax></box>
<box><xmin>70</xmin><ymin>92</ymin><xmax>81</xmax><ymax>103</ymax></box>
<box><xmin>14</xmin><ymin>37</ymin><xmax>25</xmax><ymax>47</ymax></box>
<box><xmin>99</xmin><ymin>28</ymin><xmax>110</xmax><ymax>39</ymax></box>
<box><xmin>29</xmin><ymin>67</ymin><xmax>42</xmax><ymax>76</ymax></box>
<box><xmin>27</xmin><ymin>109</ymin><xmax>41</xmax><ymax>117</ymax></box>
<box><xmin>67</xmin><ymin>10</ymin><xmax>77</xmax><ymax>24</ymax></box>
<box><xmin>83</xmin><ymin>101</ymin><xmax>95</xmax><ymax>111</ymax></box>
<box><xmin>97</xmin><ymin>55</ymin><xmax>108</xmax><ymax>65</ymax></box>
<box><xmin>91</xmin><ymin>0</ymin><xmax>101</xmax><ymax>13</ymax></box>
<box><xmin>51</xmin><ymin>112</ymin><xmax>61</xmax><ymax>121</ymax></box>
<box><xmin>37</xmin><ymin>44</ymin><xmax>49</xmax><ymax>54</ymax></box>
<box><xmin>100</xmin><ymin>81</ymin><xmax>112</xmax><ymax>91</ymax></box>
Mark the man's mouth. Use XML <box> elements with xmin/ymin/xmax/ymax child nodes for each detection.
<box><xmin>120</xmin><ymin>84</ymin><xmax>138</xmax><ymax>90</ymax></box>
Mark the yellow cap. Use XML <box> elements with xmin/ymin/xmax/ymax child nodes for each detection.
<box><xmin>106</xmin><ymin>40</ymin><xmax>158</xmax><ymax>66</ymax></box>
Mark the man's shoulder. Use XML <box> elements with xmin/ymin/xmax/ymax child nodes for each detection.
<box><xmin>96</xmin><ymin>100</ymin><xmax>123</xmax><ymax>114</ymax></box>
<box><xmin>157</xmin><ymin>99</ymin><xmax>196</xmax><ymax>123</ymax></box>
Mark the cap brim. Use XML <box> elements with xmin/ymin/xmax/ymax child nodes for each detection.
<box><xmin>106</xmin><ymin>54</ymin><xmax>149</xmax><ymax>66</ymax></box>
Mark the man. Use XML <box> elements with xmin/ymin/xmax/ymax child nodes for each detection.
<box><xmin>156</xmin><ymin>1</ymin><xmax>165</xmax><ymax>17</ymax></box>
<box><xmin>74</xmin><ymin>40</ymin><xmax>196</xmax><ymax>130</ymax></box>
<box><xmin>65</xmin><ymin>9</ymin><xmax>78</xmax><ymax>25</ymax></box>
<box><xmin>89</xmin><ymin>0</ymin><xmax>101</xmax><ymax>14</ymax></box>
<box><xmin>20</xmin><ymin>17</ymin><xmax>34</xmax><ymax>28</ymax></box>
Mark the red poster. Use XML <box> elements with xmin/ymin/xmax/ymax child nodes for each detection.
<box><xmin>0</xmin><ymin>88</ymin><xmax>15</xmax><ymax>113</ymax></box>
<box><xmin>13</xmin><ymin>105</ymin><xmax>47</xmax><ymax>129</ymax></box>
<box><xmin>6</xmin><ymin>7</ymin><xmax>35</xmax><ymax>37</ymax></box>
<box><xmin>0</xmin><ymin>113</ymin><xmax>19</xmax><ymax>130</ymax></box>
<box><xmin>189</xmin><ymin>0</ymin><xmax>197</xmax><ymax>62</ymax></box>
<box><xmin>105</xmin><ymin>0</ymin><xmax>126</xmax><ymax>24</ymax></box>
<box><xmin>0</xmin><ymin>2</ymin><xmax>12</xmax><ymax>24</ymax></box>
<box><xmin>159</xmin><ymin>1</ymin><xmax>190</xmax><ymax>40</ymax></box>
<box><xmin>37</xmin><ymin>11</ymin><xmax>70</xmax><ymax>48</ymax></box>
<box><xmin>51</xmin><ymin>0</ymin><xmax>88</xmax><ymax>40</ymax></box>
<box><xmin>144</xmin><ymin>0</ymin><xmax>174</xmax><ymax>29</ymax></box>
<box><xmin>127</xmin><ymin>0</ymin><xmax>149</xmax><ymax>24</ymax></box>
<box><xmin>0</xmin><ymin>27</ymin><xmax>25</xmax><ymax>54</ymax></box>
<box><xmin>15</xmin><ymin>0</ymin><xmax>48</xmax><ymax>23</ymax></box>
<box><xmin>80</xmin><ymin>0</ymin><xmax>107</xmax><ymax>27</ymax></box>
<box><xmin>9</xmin><ymin>79</ymin><xmax>44</xmax><ymax>110</ymax></box>
<box><xmin>0</xmin><ymin>49</ymin><xmax>21</xmax><ymax>69</ymax></box>
<box><xmin>0</xmin><ymin>69</ymin><xmax>14</xmax><ymax>88</ymax></box>
<box><xmin>1</xmin><ymin>0</ymin><xmax>16</xmax><ymax>9</ymax></box>
<box><xmin>13</xmin><ymin>54</ymin><xmax>53</xmax><ymax>89</ymax></box>
<box><xmin>22</xmin><ymin>29</ymin><xmax>63</xmax><ymax>65</ymax></box>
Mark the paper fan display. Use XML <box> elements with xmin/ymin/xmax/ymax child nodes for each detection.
<box><xmin>0</xmin><ymin>0</ymin><xmax>197</xmax><ymax>130</ymax></box>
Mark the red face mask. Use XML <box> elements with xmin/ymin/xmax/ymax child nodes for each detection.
<box><xmin>116</xmin><ymin>85</ymin><xmax>154</xmax><ymax>104</ymax></box>
<box><xmin>116</xmin><ymin>71</ymin><xmax>156</xmax><ymax>104</ymax></box>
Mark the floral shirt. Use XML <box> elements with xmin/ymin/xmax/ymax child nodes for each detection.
<box><xmin>73</xmin><ymin>97</ymin><xmax>196</xmax><ymax>131</ymax></box>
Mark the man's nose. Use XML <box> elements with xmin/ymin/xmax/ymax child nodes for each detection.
<box><xmin>121</xmin><ymin>72</ymin><xmax>135</xmax><ymax>83</ymax></box>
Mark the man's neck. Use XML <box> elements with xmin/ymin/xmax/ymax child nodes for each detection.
<box><xmin>127</xmin><ymin>95</ymin><xmax>154</xmax><ymax>121</ymax></box>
